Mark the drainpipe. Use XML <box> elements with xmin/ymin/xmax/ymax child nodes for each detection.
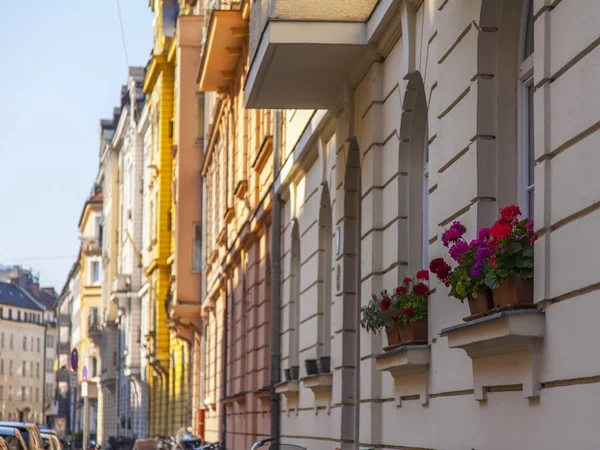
<box><xmin>270</xmin><ymin>109</ymin><xmax>282</xmax><ymax>449</ymax></box>
<box><xmin>219</xmin><ymin>275</ymin><xmax>228</xmax><ymax>449</ymax></box>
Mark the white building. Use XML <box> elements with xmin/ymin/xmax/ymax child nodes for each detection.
<box><xmin>243</xmin><ymin>0</ymin><xmax>600</xmax><ymax>449</ymax></box>
<box><xmin>110</xmin><ymin>67</ymin><xmax>148</xmax><ymax>440</ymax></box>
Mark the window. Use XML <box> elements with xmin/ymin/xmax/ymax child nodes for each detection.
<box><xmin>21</xmin><ymin>387</ymin><xmax>26</xmax><ymax>401</ymax></box>
<box><xmin>193</xmin><ymin>223</ymin><xmax>203</xmax><ymax>272</ymax></box>
<box><xmin>9</xmin><ymin>360</ymin><xmax>13</xmax><ymax>375</ymax></box>
<box><xmin>46</xmin><ymin>359</ymin><xmax>53</xmax><ymax>373</ymax></box>
<box><xmin>36</xmin><ymin>363</ymin><xmax>40</xmax><ymax>378</ymax></box>
<box><xmin>46</xmin><ymin>383</ymin><xmax>53</xmax><ymax>397</ymax></box>
<box><xmin>10</xmin><ymin>334</ymin><xmax>13</xmax><ymax>349</ymax></box>
<box><xmin>0</xmin><ymin>307</ymin><xmax>2</xmax><ymax>318</ymax></box>
<box><xmin>91</xmin><ymin>261</ymin><xmax>101</xmax><ymax>284</ymax></box>
<box><xmin>24</xmin><ymin>312</ymin><xmax>28</xmax><ymax>322</ymax></box>
<box><xmin>1</xmin><ymin>332</ymin><xmax>3</xmax><ymax>348</ymax></box>
<box><xmin>0</xmin><ymin>386</ymin><xmax>3</xmax><ymax>401</ymax></box>
<box><xmin>36</xmin><ymin>387</ymin><xmax>39</xmax><ymax>401</ymax></box>
<box><xmin>91</xmin><ymin>357</ymin><xmax>98</xmax><ymax>378</ymax></box>
<box><xmin>30</xmin><ymin>362</ymin><xmax>33</xmax><ymax>378</ymax></box>
<box><xmin>8</xmin><ymin>386</ymin><xmax>12</xmax><ymax>401</ymax></box>
<box><xmin>0</xmin><ymin>359</ymin><xmax>3</xmax><ymax>374</ymax></box>
<box><xmin>23</xmin><ymin>361</ymin><xmax>27</xmax><ymax>376</ymax></box>
<box><xmin>47</xmin><ymin>335</ymin><xmax>54</xmax><ymax>348</ymax></box>
<box><xmin>196</xmin><ymin>94</ymin><xmax>205</xmax><ymax>141</ymax></box>
<box><xmin>8</xmin><ymin>309</ymin><xmax>12</xmax><ymax>320</ymax></box>
<box><xmin>37</xmin><ymin>338</ymin><xmax>40</xmax><ymax>352</ymax></box>
<box><xmin>423</xmin><ymin>126</ymin><xmax>430</xmax><ymax>265</ymax></box>
<box><xmin>289</xmin><ymin>221</ymin><xmax>301</xmax><ymax>371</ymax></box>
<box><xmin>318</xmin><ymin>186</ymin><xmax>333</xmax><ymax>358</ymax></box>
<box><xmin>519</xmin><ymin>0</ymin><xmax>535</xmax><ymax>218</ymax></box>
<box><xmin>31</xmin><ymin>337</ymin><xmax>34</xmax><ymax>351</ymax></box>
<box><xmin>17</xmin><ymin>311</ymin><xmax>21</xmax><ymax>321</ymax></box>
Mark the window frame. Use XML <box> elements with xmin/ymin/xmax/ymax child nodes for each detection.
<box><xmin>518</xmin><ymin>0</ymin><xmax>535</xmax><ymax>219</ymax></box>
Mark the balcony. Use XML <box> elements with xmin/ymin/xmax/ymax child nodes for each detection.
<box><xmin>87</xmin><ymin>309</ymin><xmax>102</xmax><ymax>343</ymax></box>
<box><xmin>113</xmin><ymin>274</ymin><xmax>131</xmax><ymax>293</ymax></box>
<box><xmin>82</xmin><ymin>238</ymin><xmax>102</xmax><ymax>255</ymax></box>
<box><xmin>246</xmin><ymin>0</ymin><xmax>391</xmax><ymax>109</ymax></box>
<box><xmin>198</xmin><ymin>1</ymin><xmax>247</xmax><ymax>93</ymax></box>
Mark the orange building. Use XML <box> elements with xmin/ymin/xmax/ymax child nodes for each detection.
<box><xmin>197</xmin><ymin>1</ymin><xmax>275</xmax><ymax>447</ymax></box>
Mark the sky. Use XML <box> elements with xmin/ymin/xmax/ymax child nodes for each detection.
<box><xmin>0</xmin><ymin>3</ymin><xmax>153</xmax><ymax>291</ymax></box>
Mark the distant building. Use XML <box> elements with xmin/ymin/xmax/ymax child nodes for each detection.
<box><xmin>0</xmin><ymin>265</ymin><xmax>58</xmax><ymax>424</ymax></box>
<box><xmin>0</xmin><ymin>281</ymin><xmax>46</xmax><ymax>422</ymax></box>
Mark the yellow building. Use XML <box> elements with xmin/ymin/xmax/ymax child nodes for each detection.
<box><xmin>143</xmin><ymin>0</ymin><xmax>205</xmax><ymax>436</ymax></box>
<box><xmin>77</xmin><ymin>187</ymin><xmax>103</xmax><ymax>448</ymax></box>
<box><xmin>143</xmin><ymin>0</ymin><xmax>176</xmax><ymax>436</ymax></box>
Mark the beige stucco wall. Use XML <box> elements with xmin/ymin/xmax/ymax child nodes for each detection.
<box><xmin>273</xmin><ymin>0</ymin><xmax>600</xmax><ymax>449</ymax></box>
<box><xmin>0</xmin><ymin>308</ymin><xmax>46</xmax><ymax>422</ymax></box>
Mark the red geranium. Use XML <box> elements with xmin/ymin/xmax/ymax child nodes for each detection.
<box><xmin>530</xmin><ymin>233</ymin><xmax>539</xmax><ymax>245</ymax></box>
<box><xmin>403</xmin><ymin>277</ymin><xmax>412</xmax><ymax>285</ymax></box>
<box><xmin>490</xmin><ymin>222</ymin><xmax>512</xmax><ymax>240</ymax></box>
<box><xmin>395</xmin><ymin>286</ymin><xmax>407</xmax><ymax>296</ymax></box>
<box><xmin>412</xmin><ymin>283</ymin><xmax>430</xmax><ymax>297</ymax></box>
<box><xmin>500</xmin><ymin>205</ymin><xmax>522</xmax><ymax>224</ymax></box>
<box><xmin>429</xmin><ymin>258</ymin><xmax>452</xmax><ymax>285</ymax></box>
<box><xmin>401</xmin><ymin>307</ymin><xmax>415</xmax><ymax>316</ymax></box>
<box><xmin>380</xmin><ymin>296</ymin><xmax>392</xmax><ymax>311</ymax></box>
<box><xmin>416</xmin><ymin>270</ymin><xmax>429</xmax><ymax>281</ymax></box>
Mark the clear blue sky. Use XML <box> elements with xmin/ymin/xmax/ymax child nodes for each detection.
<box><xmin>0</xmin><ymin>3</ymin><xmax>152</xmax><ymax>291</ymax></box>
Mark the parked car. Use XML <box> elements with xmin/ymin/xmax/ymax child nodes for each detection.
<box><xmin>0</xmin><ymin>427</ymin><xmax>28</xmax><ymax>450</ymax></box>
<box><xmin>0</xmin><ymin>424</ymin><xmax>43</xmax><ymax>450</ymax></box>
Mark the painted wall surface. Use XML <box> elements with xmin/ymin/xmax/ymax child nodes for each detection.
<box><xmin>201</xmin><ymin>39</ymin><xmax>275</xmax><ymax>447</ymax></box>
<box><xmin>266</xmin><ymin>0</ymin><xmax>600</xmax><ymax>449</ymax></box>
<box><xmin>0</xmin><ymin>305</ymin><xmax>45</xmax><ymax>422</ymax></box>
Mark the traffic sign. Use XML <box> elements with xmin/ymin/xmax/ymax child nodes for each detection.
<box><xmin>82</xmin><ymin>366</ymin><xmax>88</xmax><ymax>382</ymax></box>
<box><xmin>70</xmin><ymin>348</ymin><xmax>78</xmax><ymax>371</ymax></box>
<box><xmin>69</xmin><ymin>372</ymin><xmax>77</xmax><ymax>389</ymax></box>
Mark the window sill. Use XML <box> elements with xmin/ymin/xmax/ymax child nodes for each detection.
<box><xmin>275</xmin><ymin>381</ymin><xmax>299</xmax><ymax>416</ymax></box>
<box><xmin>302</xmin><ymin>374</ymin><xmax>332</xmax><ymax>415</ymax></box>
<box><xmin>441</xmin><ymin>309</ymin><xmax>545</xmax><ymax>401</ymax></box>
<box><xmin>373</xmin><ymin>344</ymin><xmax>430</xmax><ymax>406</ymax></box>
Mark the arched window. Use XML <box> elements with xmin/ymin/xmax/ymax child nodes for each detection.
<box><xmin>519</xmin><ymin>0</ymin><xmax>535</xmax><ymax>218</ymax></box>
<box><xmin>403</xmin><ymin>73</ymin><xmax>429</xmax><ymax>272</ymax></box>
<box><xmin>289</xmin><ymin>221</ymin><xmax>301</xmax><ymax>371</ymax></box>
<box><xmin>318</xmin><ymin>185</ymin><xmax>333</xmax><ymax>358</ymax></box>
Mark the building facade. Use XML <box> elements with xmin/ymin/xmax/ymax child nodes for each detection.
<box><xmin>0</xmin><ymin>282</ymin><xmax>46</xmax><ymax>423</ymax></box>
<box><xmin>243</xmin><ymin>0</ymin><xmax>600</xmax><ymax>449</ymax></box>
<box><xmin>55</xmin><ymin>261</ymin><xmax>80</xmax><ymax>440</ymax></box>
<box><xmin>198</xmin><ymin>1</ymin><xmax>274</xmax><ymax>447</ymax></box>
<box><xmin>77</xmin><ymin>188</ymin><xmax>103</xmax><ymax>447</ymax></box>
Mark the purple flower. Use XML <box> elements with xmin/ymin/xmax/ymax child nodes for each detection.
<box><xmin>478</xmin><ymin>228</ymin><xmax>491</xmax><ymax>240</ymax></box>
<box><xmin>471</xmin><ymin>262</ymin><xmax>482</xmax><ymax>278</ymax></box>
<box><xmin>526</xmin><ymin>219</ymin><xmax>534</xmax><ymax>235</ymax></box>
<box><xmin>476</xmin><ymin>246</ymin><xmax>492</xmax><ymax>264</ymax></box>
<box><xmin>469</xmin><ymin>238</ymin><xmax>480</xmax><ymax>250</ymax></box>
<box><xmin>442</xmin><ymin>221</ymin><xmax>467</xmax><ymax>247</ymax></box>
<box><xmin>449</xmin><ymin>241</ymin><xmax>469</xmax><ymax>263</ymax></box>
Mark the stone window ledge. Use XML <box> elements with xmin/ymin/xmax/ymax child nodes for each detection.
<box><xmin>275</xmin><ymin>381</ymin><xmax>299</xmax><ymax>416</ymax></box>
<box><xmin>441</xmin><ymin>309</ymin><xmax>545</xmax><ymax>401</ymax></box>
<box><xmin>373</xmin><ymin>344</ymin><xmax>430</xmax><ymax>406</ymax></box>
<box><xmin>301</xmin><ymin>374</ymin><xmax>332</xmax><ymax>415</ymax></box>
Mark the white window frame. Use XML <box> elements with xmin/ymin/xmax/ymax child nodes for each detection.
<box><xmin>518</xmin><ymin>1</ymin><xmax>535</xmax><ymax>219</ymax></box>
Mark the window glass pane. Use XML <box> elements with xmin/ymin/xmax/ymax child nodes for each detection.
<box><xmin>524</xmin><ymin>0</ymin><xmax>534</xmax><ymax>60</ymax></box>
<box><xmin>528</xmin><ymin>86</ymin><xmax>535</xmax><ymax>187</ymax></box>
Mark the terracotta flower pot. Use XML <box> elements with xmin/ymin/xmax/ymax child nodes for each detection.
<box><xmin>398</xmin><ymin>320</ymin><xmax>428</xmax><ymax>345</ymax></box>
<box><xmin>384</xmin><ymin>326</ymin><xmax>401</xmax><ymax>351</ymax></box>
<box><xmin>467</xmin><ymin>290</ymin><xmax>494</xmax><ymax>315</ymax></box>
<box><xmin>492</xmin><ymin>275</ymin><xmax>533</xmax><ymax>307</ymax></box>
